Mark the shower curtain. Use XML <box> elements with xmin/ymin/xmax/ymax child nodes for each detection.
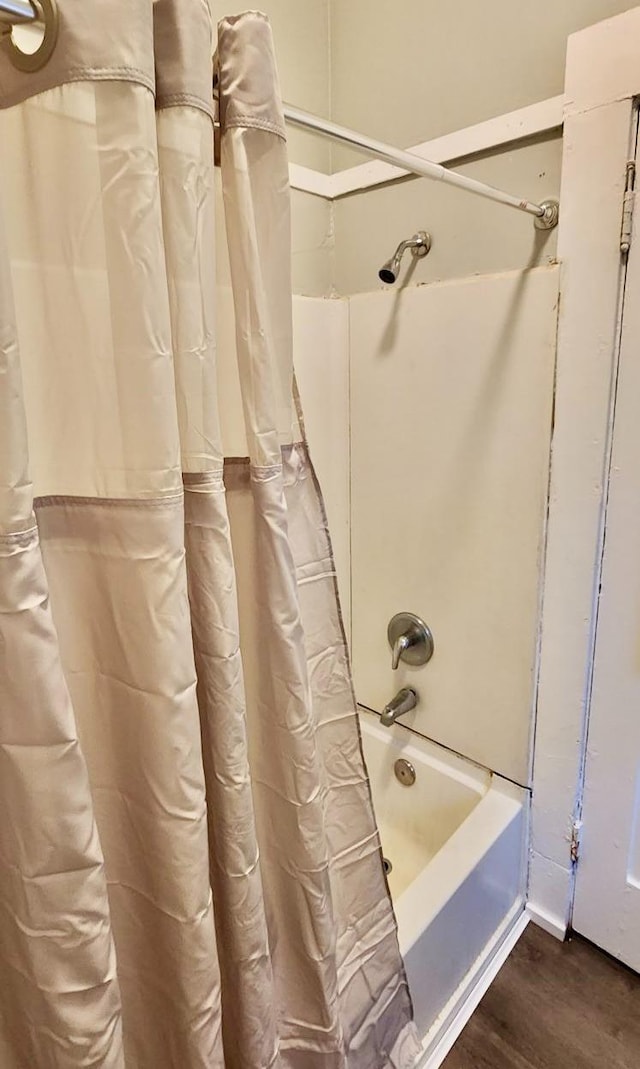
<box><xmin>0</xmin><ymin>3</ymin><xmax>419</xmax><ymax>1067</ymax></box>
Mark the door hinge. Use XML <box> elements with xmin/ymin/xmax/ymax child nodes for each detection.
<box><xmin>621</xmin><ymin>160</ymin><xmax>636</xmax><ymax>255</ymax></box>
<box><xmin>570</xmin><ymin>819</ymin><xmax>582</xmax><ymax>865</ymax></box>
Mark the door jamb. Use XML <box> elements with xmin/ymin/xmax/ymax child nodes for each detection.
<box><xmin>529</xmin><ymin>6</ymin><xmax>640</xmax><ymax>939</ymax></box>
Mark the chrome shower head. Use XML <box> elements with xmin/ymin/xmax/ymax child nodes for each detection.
<box><xmin>378</xmin><ymin>231</ymin><xmax>431</xmax><ymax>284</ymax></box>
<box><xmin>378</xmin><ymin>255</ymin><xmax>403</xmax><ymax>286</ymax></box>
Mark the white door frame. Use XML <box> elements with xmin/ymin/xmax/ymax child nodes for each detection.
<box><xmin>529</xmin><ymin>6</ymin><xmax>640</xmax><ymax>939</ymax></box>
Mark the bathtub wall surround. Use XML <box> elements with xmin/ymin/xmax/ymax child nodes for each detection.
<box><xmin>350</xmin><ymin>266</ymin><xmax>559</xmax><ymax>786</ymax></box>
<box><xmin>297</xmin><ymin>265</ymin><xmax>559</xmax><ymax>786</ymax></box>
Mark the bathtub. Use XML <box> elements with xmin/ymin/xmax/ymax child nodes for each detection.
<box><xmin>359</xmin><ymin>709</ymin><xmax>527</xmax><ymax>1056</ymax></box>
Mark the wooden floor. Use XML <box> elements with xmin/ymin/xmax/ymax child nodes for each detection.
<box><xmin>442</xmin><ymin>922</ymin><xmax>640</xmax><ymax>1069</ymax></box>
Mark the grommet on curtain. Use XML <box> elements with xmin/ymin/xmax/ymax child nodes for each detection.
<box><xmin>5</xmin><ymin>0</ymin><xmax>58</xmax><ymax>72</ymax></box>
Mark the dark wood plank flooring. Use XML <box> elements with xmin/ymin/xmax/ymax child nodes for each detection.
<box><xmin>442</xmin><ymin>922</ymin><xmax>640</xmax><ymax>1069</ymax></box>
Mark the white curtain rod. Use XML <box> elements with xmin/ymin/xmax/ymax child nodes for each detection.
<box><xmin>283</xmin><ymin>103</ymin><xmax>559</xmax><ymax>230</ymax></box>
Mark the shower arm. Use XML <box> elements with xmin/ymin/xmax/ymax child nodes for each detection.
<box><xmin>283</xmin><ymin>104</ymin><xmax>559</xmax><ymax>231</ymax></box>
<box><xmin>379</xmin><ymin>231</ymin><xmax>431</xmax><ymax>284</ymax></box>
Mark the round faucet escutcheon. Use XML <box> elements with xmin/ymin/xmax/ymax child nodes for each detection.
<box><xmin>387</xmin><ymin>612</ymin><xmax>434</xmax><ymax>670</ymax></box>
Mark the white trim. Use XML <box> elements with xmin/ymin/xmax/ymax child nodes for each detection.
<box><xmin>288</xmin><ymin>96</ymin><xmax>563</xmax><ymax>199</ymax></box>
<box><xmin>415</xmin><ymin>906</ymin><xmax>529</xmax><ymax>1069</ymax></box>
<box><xmin>329</xmin><ymin>96</ymin><xmax>564</xmax><ymax>199</ymax></box>
<box><xmin>288</xmin><ymin>162</ymin><xmax>334</xmax><ymax>199</ymax></box>
<box><xmin>531</xmin><ymin>6</ymin><xmax>640</xmax><ymax>934</ymax></box>
<box><xmin>525</xmin><ymin>902</ymin><xmax>567</xmax><ymax>942</ymax></box>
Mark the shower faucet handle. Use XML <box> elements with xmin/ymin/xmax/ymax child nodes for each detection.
<box><xmin>387</xmin><ymin>612</ymin><xmax>434</xmax><ymax>670</ymax></box>
<box><xmin>391</xmin><ymin>633</ymin><xmax>411</xmax><ymax>671</ymax></box>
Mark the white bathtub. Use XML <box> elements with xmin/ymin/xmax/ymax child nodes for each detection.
<box><xmin>359</xmin><ymin>710</ymin><xmax>527</xmax><ymax>1054</ymax></box>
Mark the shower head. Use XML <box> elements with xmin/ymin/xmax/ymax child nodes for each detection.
<box><xmin>378</xmin><ymin>231</ymin><xmax>431</xmax><ymax>284</ymax></box>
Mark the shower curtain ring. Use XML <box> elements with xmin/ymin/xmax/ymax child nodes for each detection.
<box><xmin>5</xmin><ymin>0</ymin><xmax>58</xmax><ymax>73</ymax></box>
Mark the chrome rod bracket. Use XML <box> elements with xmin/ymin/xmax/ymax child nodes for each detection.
<box><xmin>534</xmin><ymin>198</ymin><xmax>560</xmax><ymax>231</ymax></box>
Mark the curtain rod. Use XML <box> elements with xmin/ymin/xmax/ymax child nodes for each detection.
<box><xmin>283</xmin><ymin>104</ymin><xmax>559</xmax><ymax>230</ymax></box>
<box><xmin>0</xmin><ymin>0</ymin><xmax>35</xmax><ymax>22</ymax></box>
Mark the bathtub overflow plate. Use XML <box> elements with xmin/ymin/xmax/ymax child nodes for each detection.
<box><xmin>394</xmin><ymin>758</ymin><xmax>416</xmax><ymax>786</ymax></box>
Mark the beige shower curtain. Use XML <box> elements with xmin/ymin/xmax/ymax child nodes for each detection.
<box><xmin>0</xmin><ymin>3</ymin><xmax>419</xmax><ymax>1067</ymax></box>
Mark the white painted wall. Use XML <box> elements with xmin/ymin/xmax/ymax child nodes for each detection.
<box><xmin>329</xmin><ymin>0</ymin><xmax>637</xmax><ymax>159</ymax></box>
<box><xmin>328</xmin><ymin>0</ymin><xmax>638</xmax><ymax>294</ymax></box>
<box><xmin>332</xmin><ymin>144</ymin><xmax>562</xmax><ymax>296</ymax></box>
<box><xmin>349</xmin><ymin>268</ymin><xmax>559</xmax><ymax>785</ymax></box>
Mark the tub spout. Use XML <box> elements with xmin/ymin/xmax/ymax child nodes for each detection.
<box><xmin>380</xmin><ymin>687</ymin><xmax>418</xmax><ymax>727</ymax></box>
